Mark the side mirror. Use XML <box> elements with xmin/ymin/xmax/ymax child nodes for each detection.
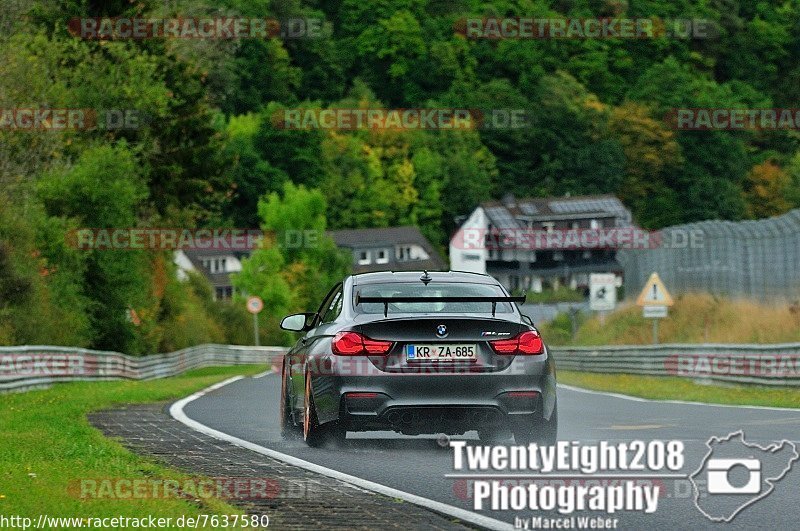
<box><xmin>280</xmin><ymin>313</ymin><xmax>315</xmax><ymax>332</ymax></box>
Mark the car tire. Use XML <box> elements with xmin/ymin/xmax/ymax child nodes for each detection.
<box><xmin>512</xmin><ymin>402</ymin><xmax>558</xmax><ymax>446</ymax></box>
<box><xmin>279</xmin><ymin>359</ymin><xmax>300</xmax><ymax>439</ymax></box>
<box><xmin>303</xmin><ymin>374</ymin><xmax>345</xmax><ymax>447</ymax></box>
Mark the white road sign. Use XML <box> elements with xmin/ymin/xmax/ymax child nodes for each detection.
<box><xmin>589</xmin><ymin>273</ymin><xmax>617</xmax><ymax>312</ymax></box>
<box><xmin>643</xmin><ymin>305</ymin><xmax>668</xmax><ymax>318</ymax></box>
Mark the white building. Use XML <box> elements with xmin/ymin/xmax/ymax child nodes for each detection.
<box><xmin>174</xmin><ymin>249</ymin><xmax>246</xmax><ymax>300</ymax></box>
<box><xmin>450</xmin><ymin>194</ymin><xmax>632</xmax><ymax>293</ymax></box>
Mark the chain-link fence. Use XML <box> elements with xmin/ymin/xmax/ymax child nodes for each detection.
<box><xmin>618</xmin><ymin>209</ymin><xmax>800</xmax><ymax>301</ymax></box>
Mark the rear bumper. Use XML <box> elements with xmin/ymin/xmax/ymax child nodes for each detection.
<box><xmin>308</xmin><ymin>348</ymin><xmax>557</xmax><ymax>434</ymax></box>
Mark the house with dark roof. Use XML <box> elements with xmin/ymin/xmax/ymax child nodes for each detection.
<box><xmin>174</xmin><ymin>226</ymin><xmax>446</xmax><ymax>299</ymax></box>
<box><xmin>175</xmin><ymin>248</ymin><xmax>250</xmax><ymax>301</ymax></box>
<box><xmin>328</xmin><ymin>226</ymin><xmax>446</xmax><ymax>274</ymax></box>
<box><xmin>449</xmin><ymin>194</ymin><xmax>633</xmax><ymax>293</ymax></box>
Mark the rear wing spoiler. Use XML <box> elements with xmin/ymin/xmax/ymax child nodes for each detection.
<box><xmin>354</xmin><ymin>293</ymin><xmax>526</xmax><ymax>317</ymax></box>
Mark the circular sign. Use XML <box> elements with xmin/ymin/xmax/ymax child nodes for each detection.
<box><xmin>246</xmin><ymin>296</ymin><xmax>264</xmax><ymax>314</ymax></box>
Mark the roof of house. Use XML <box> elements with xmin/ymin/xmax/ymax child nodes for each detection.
<box><xmin>480</xmin><ymin>194</ymin><xmax>633</xmax><ymax>229</ymax></box>
<box><xmin>327</xmin><ymin>226</ymin><xmax>446</xmax><ymax>273</ymax></box>
<box><xmin>328</xmin><ymin>226</ymin><xmax>431</xmax><ymax>247</ymax></box>
<box><xmin>179</xmin><ymin>249</ymin><xmax>250</xmax><ymax>288</ymax></box>
<box><xmin>178</xmin><ymin>226</ymin><xmax>447</xmax><ymax>281</ymax></box>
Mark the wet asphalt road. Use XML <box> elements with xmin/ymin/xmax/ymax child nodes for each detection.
<box><xmin>183</xmin><ymin>372</ymin><xmax>800</xmax><ymax>530</ymax></box>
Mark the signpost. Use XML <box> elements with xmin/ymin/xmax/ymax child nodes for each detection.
<box><xmin>636</xmin><ymin>272</ymin><xmax>674</xmax><ymax>344</ymax></box>
<box><xmin>589</xmin><ymin>273</ymin><xmax>617</xmax><ymax>325</ymax></box>
<box><xmin>246</xmin><ymin>296</ymin><xmax>264</xmax><ymax>346</ymax></box>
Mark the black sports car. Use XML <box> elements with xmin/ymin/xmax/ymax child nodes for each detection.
<box><xmin>278</xmin><ymin>271</ymin><xmax>557</xmax><ymax>446</ymax></box>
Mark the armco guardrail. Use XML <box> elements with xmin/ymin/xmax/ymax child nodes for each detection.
<box><xmin>0</xmin><ymin>344</ymin><xmax>287</xmax><ymax>393</ymax></box>
<box><xmin>5</xmin><ymin>343</ymin><xmax>798</xmax><ymax>391</ymax></box>
<box><xmin>552</xmin><ymin>343</ymin><xmax>800</xmax><ymax>386</ymax></box>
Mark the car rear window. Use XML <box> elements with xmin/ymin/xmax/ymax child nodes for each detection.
<box><xmin>354</xmin><ymin>282</ymin><xmax>514</xmax><ymax>314</ymax></box>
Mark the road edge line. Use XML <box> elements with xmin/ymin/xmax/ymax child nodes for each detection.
<box><xmin>558</xmin><ymin>383</ymin><xmax>800</xmax><ymax>411</ymax></box>
<box><xmin>170</xmin><ymin>375</ymin><xmax>511</xmax><ymax>531</ymax></box>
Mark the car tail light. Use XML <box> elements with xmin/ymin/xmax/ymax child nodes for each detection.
<box><xmin>346</xmin><ymin>392</ymin><xmax>378</xmax><ymax>399</ymax></box>
<box><xmin>332</xmin><ymin>331</ymin><xmax>392</xmax><ymax>356</ymax></box>
<box><xmin>489</xmin><ymin>330</ymin><xmax>543</xmax><ymax>355</ymax></box>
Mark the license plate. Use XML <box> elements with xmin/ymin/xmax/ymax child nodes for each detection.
<box><xmin>405</xmin><ymin>344</ymin><xmax>477</xmax><ymax>361</ymax></box>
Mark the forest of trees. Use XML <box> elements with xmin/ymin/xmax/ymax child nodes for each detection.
<box><xmin>1</xmin><ymin>0</ymin><xmax>799</xmax><ymax>352</ymax></box>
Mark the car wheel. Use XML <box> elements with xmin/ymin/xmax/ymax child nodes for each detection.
<box><xmin>303</xmin><ymin>374</ymin><xmax>345</xmax><ymax>447</ymax></box>
<box><xmin>279</xmin><ymin>359</ymin><xmax>300</xmax><ymax>439</ymax></box>
<box><xmin>512</xmin><ymin>402</ymin><xmax>558</xmax><ymax>446</ymax></box>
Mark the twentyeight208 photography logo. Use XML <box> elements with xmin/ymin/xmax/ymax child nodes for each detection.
<box><xmin>690</xmin><ymin>431</ymin><xmax>799</xmax><ymax>522</ymax></box>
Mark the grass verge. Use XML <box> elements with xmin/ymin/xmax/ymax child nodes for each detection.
<box><xmin>559</xmin><ymin>370</ymin><xmax>800</xmax><ymax>409</ymax></box>
<box><xmin>0</xmin><ymin>365</ymin><xmax>264</xmax><ymax>525</ymax></box>
<box><xmin>541</xmin><ymin>292</ymin><xmax>800</xmax><ymax>345</ymax></box>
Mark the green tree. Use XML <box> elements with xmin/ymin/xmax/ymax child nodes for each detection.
<box><xmin>222</xmin><ymin>113</ymin><xmax>288</xmax><ymax>227</ymax></box>
<box><xmin>234</xmin><ymin>183</ymin><xmax>350</xmax><ymax>331</ymax></box>
<box><xmin>607</xmin><ymin>101</ymin><xmax>684</xmax><ymax>227</ymax></box>
<box><xmin>743</xmin><ymin>161</ymin><xmax>792</xmax><ymax>219</ymax></box>
<box><xmin>37</xmin><ymin>142</ymin><xmax>153</xmax><ymax>353</ymax></box>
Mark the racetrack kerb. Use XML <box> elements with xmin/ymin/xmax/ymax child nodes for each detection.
<box><xmin>89</xmin><ymin>402</ymin><xmax>481</xmax><ymax>530</ymax></box>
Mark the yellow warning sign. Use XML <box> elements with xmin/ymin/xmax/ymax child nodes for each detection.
<box><xmin>636</xmin><ymin>272</ymin><xmax>674</xmax><ymax>307</ymax></box>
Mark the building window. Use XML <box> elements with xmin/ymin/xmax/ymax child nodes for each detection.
<box><xmin>358</xmin><ymin>250</ymin><xmax>371</xmax><ymax>265</ymax></box>
<box><xmin>590</xmin><ymin>219</ymin><xmax>601</xmax><ymax>229</ymax></box>
<box><xmin>571</xmin><ymin>222</ymin><xmax>580</xmax><ymax>230</ymax></box>
<box><xmin>202</xmin><ymin>258</ymin><xmax>228</xmax><ymax>274</ymax></box>
<box><xmin>396</xmin><ymin>246</ymin><xmax>412</xmax><ymax>261</ymax></box>
<box><xmin>215</xmin><ymin>286</ymin><xmax>233</xmax><ymax>301</ymax></box>
<box><xmin>376</xmin><ymin>249</ymin><xmax>389</xmax><ymax>264</ymax></box>
<box><xmin>542</xmin><ymin>222</ymin><xmax>555</xmax><ymax>233</ymax></box>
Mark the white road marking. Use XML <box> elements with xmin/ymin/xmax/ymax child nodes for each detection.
<box><xmin>251</xmin><ymin>370</ymin><xmax>272</xmax><ymax>379</ymax></box>
<box><xmin>170</xmin><ymin>375</ymin><xmax>511</xmax><ymax>531</ymax></box>
<box><xmin>558</xmin><ymin>383</ymin><xmax>800</xmax><ymax>412</ymax></box>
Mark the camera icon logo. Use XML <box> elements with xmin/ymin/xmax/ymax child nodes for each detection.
<box><xmin>706</xmin><ymin>458</ymin><xmax>761</xmax><ymax>494</ymax></box>
<box><xmin>690</xmin><ymin>431</ymin><xmax>798</xmax><ymax>522</ymax></box>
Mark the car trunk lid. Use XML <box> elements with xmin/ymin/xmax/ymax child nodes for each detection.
<box><xmin>357</xmin><ymin>315</ymin><xmax>523</xmax><ymax>373</ymax></box>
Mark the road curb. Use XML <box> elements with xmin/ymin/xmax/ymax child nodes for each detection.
<box><xmin>170</xmin><ymin>374</ymin><xmax>512</xmax><ymax>531</ymax></box>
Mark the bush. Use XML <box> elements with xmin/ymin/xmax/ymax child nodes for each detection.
<box><xmin>0</xmin><ymin>196</ymin><xmax>92</xmax><ymax>347</ymax></box>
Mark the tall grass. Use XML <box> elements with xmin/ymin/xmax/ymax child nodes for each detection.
<box><xmin>541</xmin><ymin>292</ymin><xmax>800</xmax><ymax>345</ymax></box>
